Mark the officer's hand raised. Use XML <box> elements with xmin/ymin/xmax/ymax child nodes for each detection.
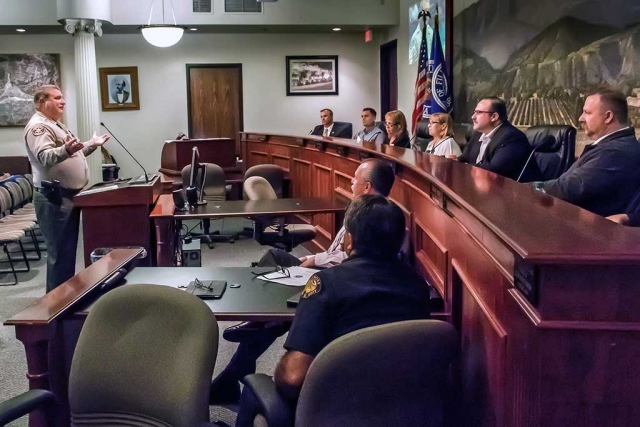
<box><xmin>64</xmin><ymin>135</ymin><xmax>83</xmax><ymax>155</ymax></box>
<box><xmin>89</xmin><ymin>131</ymin><xmax>110</xmax><ymax>147</ymax></box>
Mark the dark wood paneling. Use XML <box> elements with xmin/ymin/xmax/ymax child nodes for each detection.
<box><xmin>455</xmin><ymin>263</ymin><xmax>507</xmax><ymax>427</ymax></box>
<box><xmin>238</xmin><ymin>132</ymin><xmax>640</xmax><ymax>427</ymax></box>
<box><xmin>187</xmin><ymin>64</ymin><xmax>243</xmax><ymax>155</ymax></box>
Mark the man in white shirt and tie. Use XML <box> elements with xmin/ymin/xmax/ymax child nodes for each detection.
<box><xmin>457</xmin><ymin>97</ymin><xmax>530</xmax><ymax>180</ymax></box>
<box><xmin>310</xmin><ymin>108</ymin><xmax>352</xmax><ymax>138</ymax></box>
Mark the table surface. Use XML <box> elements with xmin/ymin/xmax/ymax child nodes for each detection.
<box><xmin>83</xmin><ymin>267</ymin><xmax>302</xmax><ymax>321</ymax></box>
<box><xmin>151</xmin><ymin>195</ymin><xmax>348</xmax><ymax>219</ymax></box>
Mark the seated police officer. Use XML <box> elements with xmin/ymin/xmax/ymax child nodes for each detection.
<box><xmin>234</xmin><ymin>194</ymin><xmax>431</xmax><ymax>425</ymax></box>
<box><xmin>209</xmin><ymin>159</ymin><xmax>396</xmax><ymax>403</ymax></box>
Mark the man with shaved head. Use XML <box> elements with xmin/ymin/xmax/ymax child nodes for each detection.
<box><xmin>539</xmin><ymin>89</ymin><xmax>640</xmax><ymax>217</ymax></box>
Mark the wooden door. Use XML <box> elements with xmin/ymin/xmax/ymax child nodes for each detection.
<box><xmin>380</xmin><ymin>40</ymin><xmax>398</xmax><ymax>117</ymax></box>
<box><xmin>187</xmin><ymin>64</ymin><xmax>244</xmax><ymax>155</ymax></box>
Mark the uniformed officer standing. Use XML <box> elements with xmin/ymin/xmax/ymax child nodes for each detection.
<box><xmin>24</xmin><ymin>85</ymin><xmax>110</xmax><ymax>292</ymax></box>
<box><xmin>235</xmin><ymin>195</ymin><xmax>431</xmax><ymax>425</ymax></box>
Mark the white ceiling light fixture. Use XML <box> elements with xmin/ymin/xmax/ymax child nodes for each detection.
<box><xmin>16</xmin><ymin>29</ymin><xmax>26</xmax><ymax>33</ymax></box>
<box><xmin>140</xmin><ymin>0</ymin><xmax>185</xmax><ymax>48</ymax></box>
<box><xmin>333</xmin><ymin>28</ymin><xmax>341</xmax><ymax>32</ymax></box>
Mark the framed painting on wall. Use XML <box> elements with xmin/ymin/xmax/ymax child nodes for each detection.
<box><xmin>0</xmin><ymin>53</ymin><xmax>61</xmax><ymax>127</ymax></box>
<box><xmin>286</xmin><ymin>56</ymin><xmax>339</xmax><ymax>96</ymax></box>
<box><xmin>99</xmin><ymin>66</ymin><xmax>140</xmax><ymax>111</ymax></box>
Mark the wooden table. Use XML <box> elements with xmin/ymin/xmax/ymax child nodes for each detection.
<box><xmin>150</xmin><ymin>195</ymin><xmax>348</xmax><ymax>266</ymax></box>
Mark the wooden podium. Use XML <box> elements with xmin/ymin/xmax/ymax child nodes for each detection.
<box><xmin>74</xmin><ymin>176</ymin><xmax>161</xmax><ymax>267</ymax></box>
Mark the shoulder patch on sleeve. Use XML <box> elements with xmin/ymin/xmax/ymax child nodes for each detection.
<box><xmin>301</xmin><ymin>274</ymin><xmax>322</xmax><ymax>299</ymax></box>
<box><xmin>31</xmin><ymin>126</ymin><xmax>46</xmax><ymax>136</ymax></box>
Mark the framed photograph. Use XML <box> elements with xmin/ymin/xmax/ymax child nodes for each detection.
<box><xmin>0</xmin><ymin>53</ymin><xmax>61</xmax><ymax>127</ymax></box>
<box><xmin>286</xmin><ymin>56</ymin><xmax>338</xmax><ymax>96</ymax></box>
<box><xmin>99</xmin><ymin>66</ymin><xmax>140</xmax><ymax>111</ymax></box>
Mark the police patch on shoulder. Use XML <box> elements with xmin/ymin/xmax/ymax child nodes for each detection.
<box><xmin>31</xmin><ymin>126</ymin><xmax>46</xmax><ymax>136</ymax></box>
<box><xmin>301</xmin><ymin>274</ymin><xmax>322</xmax><ymax>299</ymax></box>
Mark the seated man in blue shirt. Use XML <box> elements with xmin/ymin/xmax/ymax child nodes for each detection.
<box><xmin>235</xmin><ymin>195</ymin><xmax>431</xmax><ymax>425</ymax></box>
<box><xmin>353</xmin><ymin>107</ymin><xmax>386</xmax><ymax>144</ymax></box>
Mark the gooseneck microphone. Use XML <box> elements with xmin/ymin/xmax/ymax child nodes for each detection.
<box><xmin>516</xmin><ymin>135</ymin><xmax>556</xmax><ymax>183</ymax></box>
<box><xmin>100</xmin><ymin>121</ymin><xmax>149</xmax><ymax>183</ymax></box>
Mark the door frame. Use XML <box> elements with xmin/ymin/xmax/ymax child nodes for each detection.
<box><xmin>185</xmin><ymin>63</ymin><xmax>244</xmax><ymax>139</ymax></box>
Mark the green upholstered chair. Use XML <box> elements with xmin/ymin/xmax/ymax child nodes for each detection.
<box><xmin>240</xmin><ymin>320</ymin><xmax>458</xmax><ymax>427</ymax></box>
<box><xmin>0</xmin><ymin>284</ymin><xmax>219</xmax><ymax>427</ymax></box>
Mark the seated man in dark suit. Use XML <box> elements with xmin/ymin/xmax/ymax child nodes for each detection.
<box><xmin>539</xmin><ymin>90</ymin><xmax>640</xmax><ymax>217</ymax></box>
<box><xmin>234</xmin><ymin>195</ymin><xmax>431</xmax><ymax>425</ymax></box>
<box><xmin>457</xmin><ymin>97</ymin><xmax>530</xmax><ymax>180</ymax></box>
<box><xmin>310</xmin><ymin>108</ymin><xmax>352</xmax><ymax>138</ymax></box>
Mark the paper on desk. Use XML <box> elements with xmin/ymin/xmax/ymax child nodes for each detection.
<box><xmin>258</xmin><ymin>266</ymin><xmax>317</xmax><ymax>287</ymax></box>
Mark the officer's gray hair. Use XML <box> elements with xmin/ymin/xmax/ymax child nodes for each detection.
<box><xmin>34</xmin><ymin>85</ymin><xmax>62</xmax><ymax>107</ymax></box>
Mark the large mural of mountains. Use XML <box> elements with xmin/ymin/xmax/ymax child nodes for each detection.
<box><xmin>453</xmin><ymin>1</ymin><xmax>640</xmax><ymax>129</ymax></box>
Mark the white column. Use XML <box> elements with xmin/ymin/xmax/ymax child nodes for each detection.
<box><xmin>64</xmin><ymin>19</ymin><xmax>103</xmax><ymax>186</ymax></box>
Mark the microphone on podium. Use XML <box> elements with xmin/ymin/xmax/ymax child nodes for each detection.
<box><xmin>516</xmin><ymin>135</ymin><xmax>556</xmax><ymax>183</ymax></box>
<box><xmin>100</xmin><ymin>121</ymin><xmax>150</xmax><ymax>184</ymax></box>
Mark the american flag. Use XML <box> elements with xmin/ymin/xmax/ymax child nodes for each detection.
<box><xmin>411</xmin><ymin>12</ymin><xmax>432</xmax><ymax>134</ymax></box>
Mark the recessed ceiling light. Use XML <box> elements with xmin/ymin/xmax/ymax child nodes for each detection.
<box><xmin>333</xmin><ymin>28</ymin><xmax>341</xmax><ymax>32</ymax></box>
<box><xmin>189</xmin><ymin>28</ymin><xmax>198</xmax><ymax>31</ymax></box>
<box><xmin>16</xmin><ymin>29</ymin><xmax>26</xmax><ymax>33</ymax></box>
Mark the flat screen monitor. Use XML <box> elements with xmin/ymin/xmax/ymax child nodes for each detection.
<box><xmin>187</xmin><ymin>147</ymin><xmax>207</xmax><ymax>206</ymax></box>
<box><xmin>189</xmin><ymin>146</ymin><xmax>200</xmax><ymax>188</ymax></box>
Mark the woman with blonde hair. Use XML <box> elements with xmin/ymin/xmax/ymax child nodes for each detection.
<box><xmin>384</xmin><ymin>110</ymin><xmax>411</xmax><ymax>148</ymax></box>
<box><xmin>425</xmin><ymin>112</ymin><xmax>462</xmax><ymax>157</ymax></box>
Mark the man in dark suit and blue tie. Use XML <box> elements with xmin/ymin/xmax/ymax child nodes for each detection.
<box><xmin>310</xmin><ymin>108</ymin><xmax>352</xmax><ymax>138</ymax></box>
<box><xmin>458</xmin><ymin>97</ymin><xmax>530</xmax><ymax>180</ymax></box>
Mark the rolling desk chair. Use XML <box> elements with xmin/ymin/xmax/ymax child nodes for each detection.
<box><xmin>0</xmin><ymin>284</ymin><xmax>220</xmax><ymax>427</ymax></box>
<box><xmin>181</xmin><ymin>163</ymin><xmax>237</xmax><ymax>248</ymax></box>
<box><xmin>243</xmin><ymin>176</ymin><xmax>316</xmax><ymax>252</ymax></box>
<box><xmin>244</xmin><ymin>164</ymin><xmax>285</xmax><ymax>199</ymax></box>
<box><xmin>240</xmin><ymin>320</ymin><xmax>459</xmax><ymax>427</ymax></box>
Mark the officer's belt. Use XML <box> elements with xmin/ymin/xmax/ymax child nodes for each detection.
<box><xmin>35</xmin><ymin>186</ymin><xmax>82</xmax><ymax>198</ymax></box>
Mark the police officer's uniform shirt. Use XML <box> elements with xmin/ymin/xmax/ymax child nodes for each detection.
<box><xmin>24</xmin><ymin>111</ymin><xmax>96</xmax><ymax>190</ymax></box>
<box><xmin>284</xmin><ymin>255</ymin><xmax>430</xmax><ymax>357</ymax></box>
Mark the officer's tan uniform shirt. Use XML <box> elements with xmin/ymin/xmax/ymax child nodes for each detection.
<box><xmin>24</xmin><ymin>112</ymin><xmax>97</xmax><ymax>190</ymax></box>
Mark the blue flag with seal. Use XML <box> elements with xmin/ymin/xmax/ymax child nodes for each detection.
<box><xmin>429</xmin><ymin>12</ymin><xmax>452</xmax><ymax>114</ymax></box>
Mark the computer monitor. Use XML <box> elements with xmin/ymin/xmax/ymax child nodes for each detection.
<box><xmin>186</xmin><ymin>147</ymin><xmax>207</xmax><ymax>206</ymax></box>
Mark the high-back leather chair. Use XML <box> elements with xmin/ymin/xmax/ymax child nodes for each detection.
<box><xmin>244</xmin><ymin>164</ymin><xmax>285</xmax><ymax>199</ymax></box>
<box><xmin>413</xmin><ymin>118</ymin><xmax>433</xmax><ymax>151</ymax></box>
<box><xmin>0</xmin><ymin>284</ymin><xmax>220</xmax><ymax>426</ymax></box>
<box><xmin>333</xmin><ymin>121</ymin><xmax>353</xmax><ymax>138</ymax></box>
<box><xmin>241</xmin><ymin>320</ymin><xmax>459</xmax><ymax>427</ymax></box>
<box><xmin>519</xmin><ymin>125</ymin><xmax>576</xmax><ymax>182</ymax></box>
<box><xmin>243</xmin><ymin>176</ymin><xmax>316</xmax><ymax>252</ymax></box>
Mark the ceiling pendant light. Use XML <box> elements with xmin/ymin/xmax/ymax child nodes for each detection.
<box><xmin>140</xmin><ymin>0</ymin><xmax>184</xmax><ymax>48</ymax></box>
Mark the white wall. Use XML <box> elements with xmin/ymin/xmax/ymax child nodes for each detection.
<box><xmin>0</xmin><ymin>32</ymin><xmax>379</xmax><ymax>178</ymax></box>
<box><xmin>0</xmin><ymin>35</ymin><xmax>77</xmax><ymax>154</ymax></box>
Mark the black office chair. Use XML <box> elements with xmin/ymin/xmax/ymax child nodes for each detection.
<box><xmin>519</xmin><ymin>125</ymin><xmax>576</xmax><ymax>182</ymax></box>
<box><xmin>182</xmin><ymin>163</ymin><xmax>237</xmax><ymax>248</ymax></box>
<box><xmin>243</xmin><ymin>176</ymin><xmax>316</xmax><ymax>252</ymax></box>
<box><xmin>333</xmin><ymin>121</ymin><xmax>353</xmax><ymax>138</ymax></box>
<box><xmin>240</xmin><ymin>320</ymin><xmax>459</xmax><ymax>427</ymax></box>
<box><xmin>413</xmin><ymin>118</ymin><xmax>433</xmax><ymax>152</ymax></box>
<box><xmin>0</xmin><ymin>284</ymin><xmax>220</xmax><ymax>427</ymax></box>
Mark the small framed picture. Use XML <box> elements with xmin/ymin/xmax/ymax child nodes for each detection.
<box><xmin>99</xmin><ymin>66</ymin><xmax>140</xmax><ymax>111</ymax></box>
<box><xmin>286</xmin><ymin>55</ymin><xmax>339</xmax><ymax>96</ymax></box>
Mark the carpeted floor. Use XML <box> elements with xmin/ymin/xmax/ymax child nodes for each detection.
<box><xmin>0</xmin><ymin>217</ymin><xmax>310</xmax><ymax>426</ymax></box>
